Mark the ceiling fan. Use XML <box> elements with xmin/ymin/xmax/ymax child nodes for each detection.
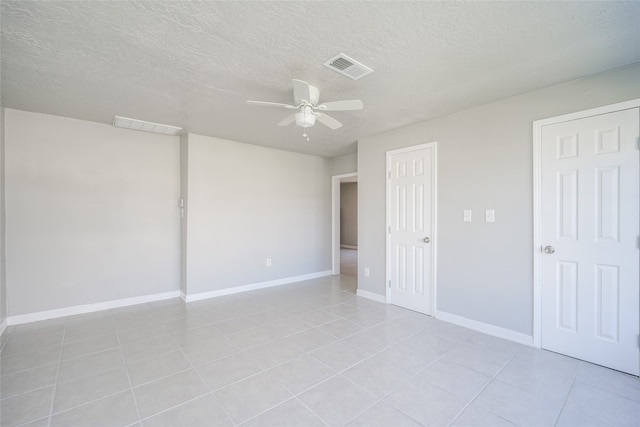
<box><xmin>246</xmin><ymin>79</ymin><xmax>363</xmax><ymax>130</ymax></box>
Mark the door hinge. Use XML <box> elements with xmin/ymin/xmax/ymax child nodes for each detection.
<box><xmin>388</xmin><ymin>171</ymin><xmax>391</xmax><ymax>179</ymax></box>
<box><xmin>388</xmin><ymin>280</ymin><xmax>391</xmax><ymax>288</ymax></box>
<box><xmin>388</xmin><ymin>226</ymin><xmax>391</xmax><ymax>233</ymax></box>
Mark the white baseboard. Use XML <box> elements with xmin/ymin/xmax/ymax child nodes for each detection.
<box><xmin>435</xmin><ymin>309</ymin><xmax>534</xmax><ymax>346</ymax></box>
<box><xmin>0</xmin><ymin>319</ymin><xmax>7</xmax><ymax>337</ymax></box>
<box><xmin>7</xmin><ymin>291</ymin><xmax>181</xmax><ymax>326</ymax></box>
<box><xmin>340</xmin><ymin>245</ymin><xmax>358</xmax><ymax>250</ymax></box>
<box><xmin>356</xmin><ymin>289</ymin><xmax>386</xmax><ymax>303</ymax></box>
<box><xmin>184</xmin><ymin>270</ymin><xmax>332</xmax><ymax>303</ymax></box>
<box><xmin>6</xmin><ymin>271</ymin><xmax>335</xmax><ymax>325</ymax></box>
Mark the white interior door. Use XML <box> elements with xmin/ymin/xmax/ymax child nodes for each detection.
<box><xmin>387</xmin><ymin>143</ymin><xmax>436</xmax><ymax>315</ymax></box>
<box><xmin>540</xmin><ymin>107</ymin><xmax>639</xmax><ymax>375</ymax></box>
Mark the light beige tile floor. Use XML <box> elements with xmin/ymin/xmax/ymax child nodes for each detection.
<box><xmin>1</xmin><ymin>274</ymin><xmax>639</xmax><ymax>426</ymax></box>
<box><xmin>340</xmin><ymin>248</ymin><xmax>357</xmax><ymax>277</ymax></box>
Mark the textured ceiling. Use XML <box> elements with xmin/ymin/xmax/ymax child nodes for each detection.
<box><xmin>1</xmin><ymin>1</ymin><xmax>639</xmax><ymax>157</ymax></box>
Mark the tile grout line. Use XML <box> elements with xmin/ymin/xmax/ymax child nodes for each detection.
<box><xmin>445</xmin><ymin>343</ymin><xmax>524</xmax><ymax>426</ymax></box>
<box><xmin>334</xmin><ymin>326</ymin><xmax>522</xmax><ymax>426</ymax></box>
<box><xmin>146</xmin><ymin>339</ymin><xmax>239</xmax><ymax>426</ymax></box>
<box><xmin>230</xmin><ymin>351</ymin><xmax>343</xmax><ymax>426</ymax></box>
<box><xmin>273</xmin><ymin>321</ymin><xmax>438</xmax><ymax>426</ymax></box>
<box><xmin>46</xmin><ymin>327</ymin><xmax>67</xmax><ymax>427</ymax></box>
<box><xmin>115</xmin><ymin>322</ymin><xmax>144</xmax><ymax>425</ymax></box>
<box><xmin>46</xmin><ymin>389</ymin><xmax>138</xmax><ymax>422</ymax></box>
<box><xmin>552</xmin><ymin>360</ymin><xmax>582</xmax><ymax>427</ymax></box>
<box><xmin>291</xmin><ymin>397</ymin><xmax>332</xmax><ymax>427</ymax></box>
<box><xmin>55</xmin><ymin>343</ymin><xmax>120</xmax><ymax>366</ymax></box>
<box><xmin>234</xmin><ymin>396</ymin><xmax>301</xmax><ymax>426</ymax></box>
<box><xmin>116</xmin><ymin>312</ymin><xmax>154</xmax><ymax>427</ymax></box>
<box><xmin>184</xmin><ymin>346</ymin><xmax>239</xmax><ymax>427</ymax></box>
<box><xmin>182</xmin><ymin>304</ymin><xmax>392</xmax><ymax>427</ymax></box>
<box><xmin>335</xmin><ymin>332</ymin><xmax>449</xmax><ymax>426</ymax></box>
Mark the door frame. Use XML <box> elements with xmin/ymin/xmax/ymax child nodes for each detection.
<box><xmin>331</xmin><ymin>172</ymin><xmax>358</xmax><ymax>275</ymax></box>
<box><xmin>532</xmin><ymin>98</ymin><xmax>640</xmax><ymax>348</ymax></box>
<box><xmin>385</xmin><ymin>142</ymin><xmax>438</xmax><ymax>314</ymax></box>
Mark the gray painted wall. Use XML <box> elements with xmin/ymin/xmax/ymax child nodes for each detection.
<box><xmin>340</xmin><ymin>183</ymin><xmax>358</xmax><ymax>247</ymax></box>
<box><xmin>4</xmin><ymin>110</ymin><xmax>181</xmax><ymax>316</ymax></box>
<box><xmin>184</xmin><ymin>133</ymin><xmax>331</xmax><ymax>295</ymax></box>
<box><xmin>358</xmin><ymin>64</ymin><xmax>640</xmax><ymax>336</ymax></box>
<box><xmin>2</xmin><ymin>112</ymin><xmax>333</xmax><ymax>318</ymax></box>
<box><xmin>1</xmin><ymin>108</ymin><xmax>6</xmax><ymax>327</ymax></box>
<box><xmin>329</xmin><ymin>152</ymin><xmax>357</xmax><ymax>176</ymax></box>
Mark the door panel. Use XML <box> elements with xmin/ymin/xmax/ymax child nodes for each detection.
<box><xmin>387</xmin><ymin>145</ymin><xmax>435</xmax><ymax>315</ymax></box>
<box><xmin>541</xmin><ymin>108</ymin><xmax>639</xmax><ymax>375</ymax></box>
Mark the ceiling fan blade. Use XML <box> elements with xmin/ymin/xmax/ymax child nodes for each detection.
<box><xmin>292</xmin><ymin>79</ymin><xmax>312</xmax><ymax>104</ymax></box>
<box><xmin>316</xmin><ymin>113</ymin><xmax>343</xmax><ymax>130</ymax></box>
<box><xmin>247</xmin><ymin>100</ymin><xmax>296</xmax><ymax>109</ymax></box>
<box><xmin>277</xmin><ymin>114</ymin><xmax>296</xmax><ymax>126</ymax></box>
<box><xmin>316</xmin><ymin>99</ymin><xmax>364</xmax><ymax>111</ymax></box>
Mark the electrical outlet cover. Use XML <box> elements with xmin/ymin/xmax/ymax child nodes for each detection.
<box><xmin>485</xmin><ymin>210</ymin><xmax>495</xmax><ymax>222</ymax></box>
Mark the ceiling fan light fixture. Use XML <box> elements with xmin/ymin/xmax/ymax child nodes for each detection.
<box><xmin>247</xmin><ymin>79</ymin><xmax>361</xmax><ymax>131</ymax></box>
<box><xmin>295</xmin><ymin>109</ymin><xmax>316</xmax><ymax>128</ymax></box>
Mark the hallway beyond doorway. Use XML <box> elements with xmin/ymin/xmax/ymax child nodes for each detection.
<box><xmin>340</xmin><ymin>248</ymin><xmax>357</xmax><ymax>277</ymax></box>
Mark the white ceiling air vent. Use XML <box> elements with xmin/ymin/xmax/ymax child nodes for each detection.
<box><xmin>323</xmin><ymin>53</ymin><xmax>373</xmax><ymax>80</ymax></box>
<box><xmin>113</xmin><ymin>116</ymin><xmax>182</xmax><ymax>136</ymax></box>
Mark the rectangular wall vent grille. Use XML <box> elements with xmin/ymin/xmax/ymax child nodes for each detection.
<box><xmin>323</xmin><ymin>53</ymin><xmax>373</xmax><ymax>80</ymax></box>
<box><xmin>113</xmin><ymin>116</ymin><xmax>183</xmax><ymax>136</ymax></box>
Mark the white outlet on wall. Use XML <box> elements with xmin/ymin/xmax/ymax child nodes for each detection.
<box><xmin>485</xmin><ymin>209</ymin><xmax>495</xmax><ymax>223</ymax></box>
<box><xmin>364</xmin><ymin>267</ymin><xmax>370</xmax><ymax>277</ymax></box>
<box><xmin>463</xmin><ymin>210</ymin><xmax>472</xmax><ymax>222</ymax></box>
<box><xmin>266</xmin><ymin>258</ymin><xmax>272</xmax><ymax>267</ymax></box>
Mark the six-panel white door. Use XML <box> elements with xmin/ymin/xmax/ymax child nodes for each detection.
<box><xmin>540</xmin><ymin>108</ymin><xmax>639</xmax><ymax>375</ymax></box>
<box><xmin>387</xmin><ymin>144</ymin><xmax>435</xmax><ymax>315</ymax></box>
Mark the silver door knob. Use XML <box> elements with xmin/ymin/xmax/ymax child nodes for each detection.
<box><xmin>543</xmin><ymin>245</ymin><xmax>555</xmax><ymax>254</ymax></box>
<box><xmin>423</xmin><ymin>237</ymin><xmax>430</xmax><ymax>243</ymax></box>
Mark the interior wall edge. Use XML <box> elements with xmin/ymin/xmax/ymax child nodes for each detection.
<box><xmin>0</xmin><ymin>106</ymin><xmax>6</xmax><ymax>331</ymax></box>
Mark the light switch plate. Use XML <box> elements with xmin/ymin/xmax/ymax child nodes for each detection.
<box><xmin>485</xmin><ymin>209</ymin><xmax>495</xmax><ymax>223</ymax></box>
<box><xmin>463</xmin><ymin>210</ymin><xmax>472</xmax><ymax>222</ymax></box>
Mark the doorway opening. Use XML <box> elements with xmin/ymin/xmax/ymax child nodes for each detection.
<box><xmin>340</xmin><ymin>179</ymin><xmax>358</xmax><ymax>276</ymax></box>
<box><xmin>331</xmin><ymin>173</ymin><xmax>357</xmax><ymax>277</ymax></box>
